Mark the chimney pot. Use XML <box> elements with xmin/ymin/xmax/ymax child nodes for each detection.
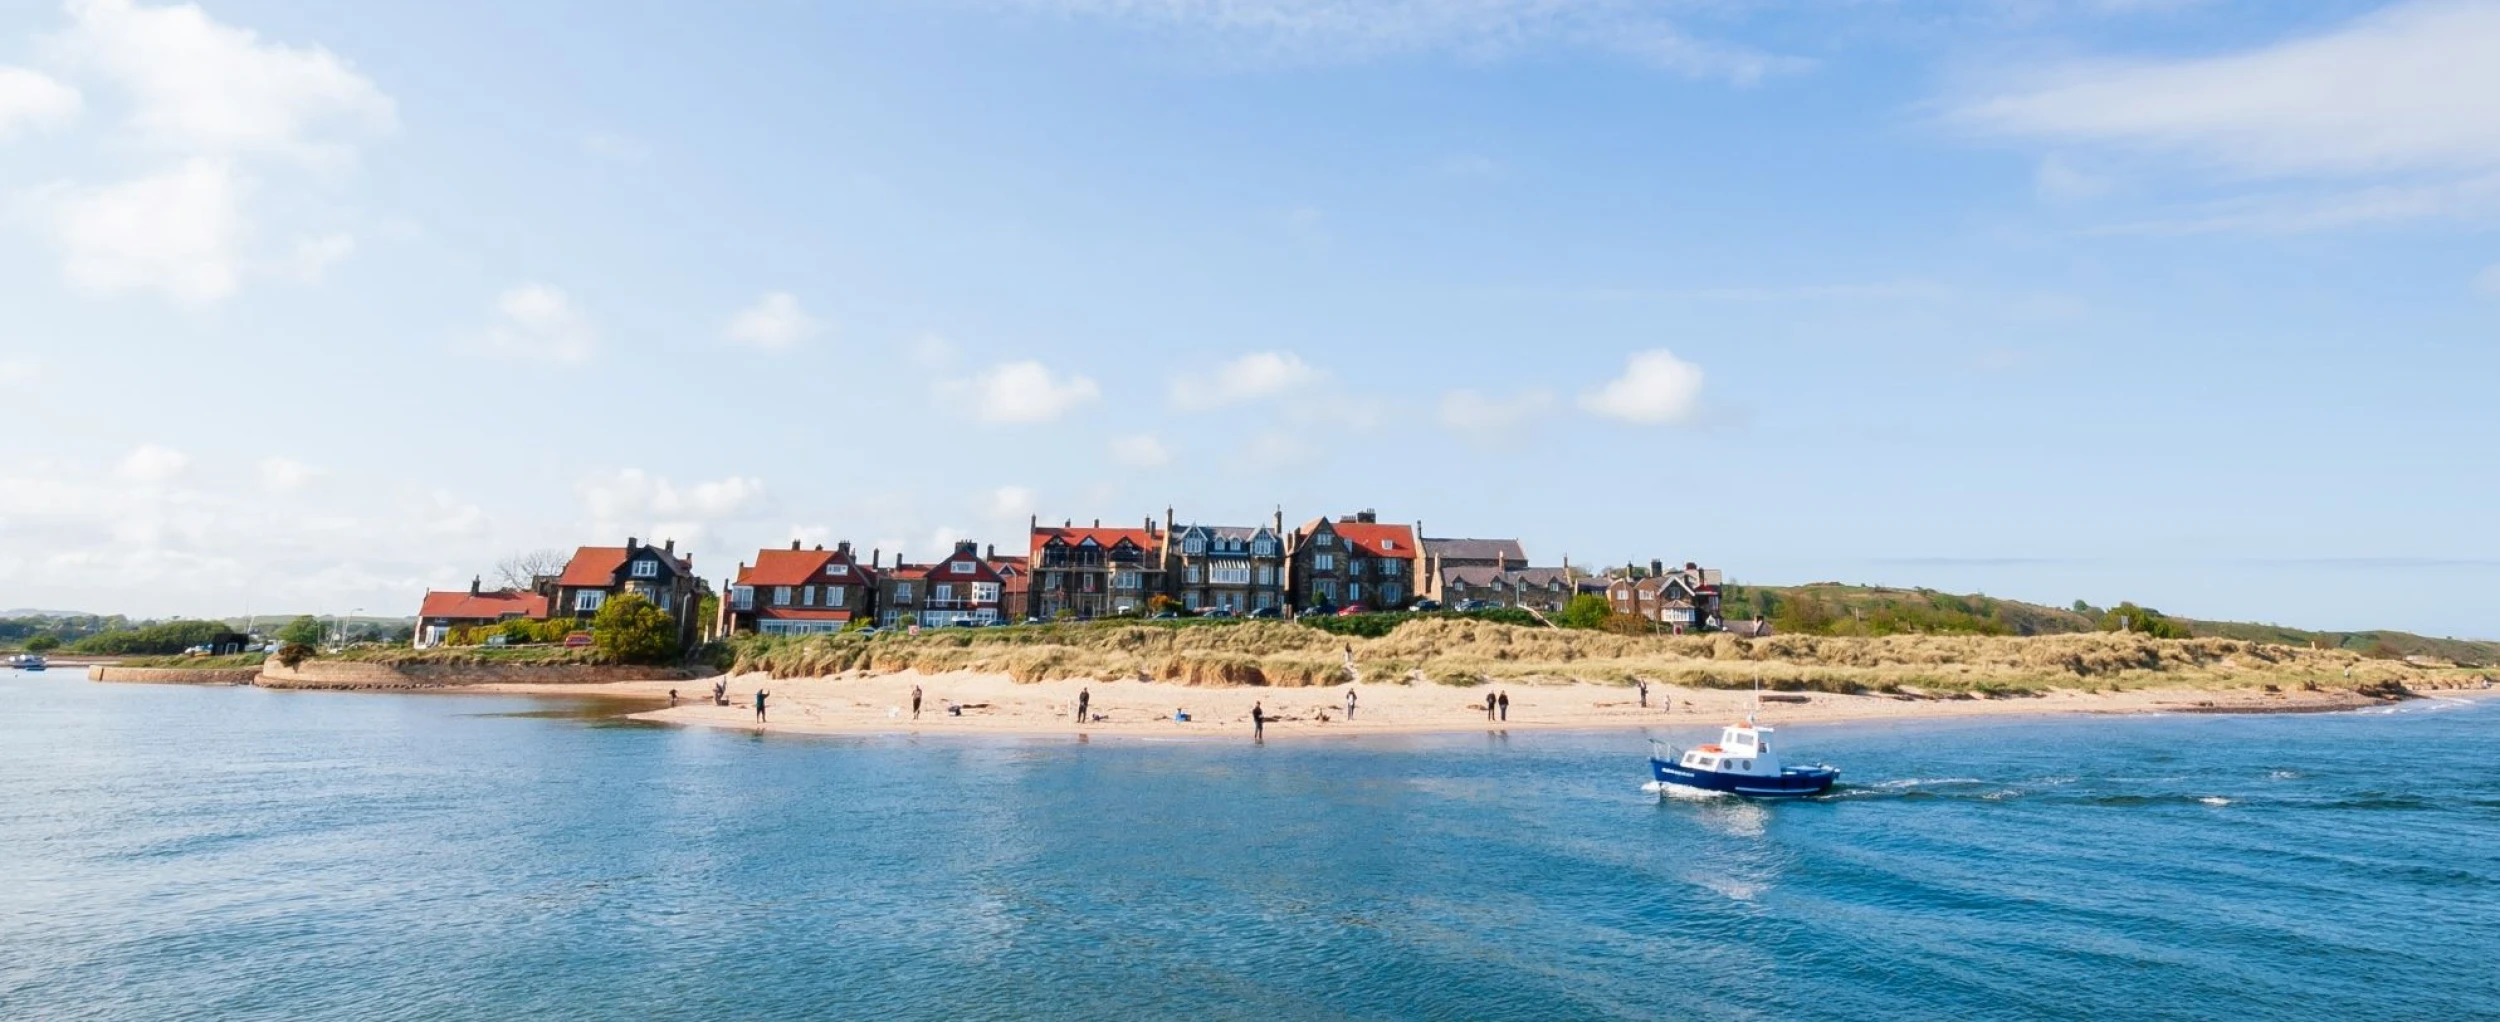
<box><xmin>792</xmin><ymin>540</ymin><xmax>802</xmax><ymax>551</ymax></box>
<box><xmin>986</xmin><ymin>543</ymin><xmax>995</xmax><ymax>560</ymax></box>
<box><xmin>470</xmin><ymin>576</ymin><xmax>480</xmax><ymax>595</ymax></box>
<box><xmin>1093</xmin><ymin>517</ymin><xmax>1100</xmax><ymax>528</ymax></box>
<box><xmin>627</xmin><ymin>537</ymin><xmax>638</xmax><ymax>550</ymax></box>
<box><xmin>664</xmin><ymin>539</ymin><xmax>675</xmax><ymax>554</ymax></box>
<box><xmin>813</xmin><ymin>543</ymin><xmax>823</xmax><ymax>551</ymax></box>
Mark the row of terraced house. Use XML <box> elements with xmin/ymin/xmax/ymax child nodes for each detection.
<box><xmin>411</xmin><ymin>510</ymin><xmax>1731</xmax><ymax>645</ymax></box>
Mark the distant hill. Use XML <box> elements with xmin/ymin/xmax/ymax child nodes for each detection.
<box><xmin>1718</xmin><ymin>583</ymin><xmax>2499</xmax><ymax>667</ymax></box>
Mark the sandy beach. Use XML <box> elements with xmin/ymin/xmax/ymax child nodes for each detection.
<box><xmin>455</xmin><ymin>669</ymin><xmax>2500</xmax><ymax>741</ymax></box>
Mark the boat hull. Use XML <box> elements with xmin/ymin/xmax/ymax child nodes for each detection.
<box><xmin>1650</xmin><ymin>758</ymin><xmax>1837</xmax><ymax>798</ymax></box>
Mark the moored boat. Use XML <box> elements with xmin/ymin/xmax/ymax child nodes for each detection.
<box><xmin>1649</xmin><ymin>718</ymin><xmax>1838</xmax><ymax>798</ymax></box>
<box><xmin>9</xmin><ymin>654</ymin><xmax>46</xmax><ymax>672</ymax></box>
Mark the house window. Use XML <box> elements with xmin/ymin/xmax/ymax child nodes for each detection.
<box><xmin>829</xmin><ymin>587</ymin><xmax>846</xmax><ymax>608</ymax></box>
<box><xmin>574</xmin><ymin>591</ymin><xmax>605</xmax><ymax>613</ymax></box>
<box><xmin>894</xmin><ymin>583</ymin><xmax>913</xmax><ymax>601</ymax></box>
<box><xmin>1383</xmin><ymin>585</ymin><xmax>1403</xmax><ymax>603</ymax></box>
<box><xmin>631</xmin><ymin>559</ymin><xmax>658</xmax><ymax>578</ymax></box>
<box><xmin>1256</xmin><ymin>566</ymin><xmax>1273</xmax><ymax>585</ymax></box>
<box><xmin>1316</xmin><ymin>534</ymin><xmax>1332</xmax><ymax>547</ymax></box>
<box><xmin>1113</xmin><ymin>570</ymin><xmax>1140</xmax><ymax>590</ymax></box>
<box><xmin>934</xmin><ymin>583</ymin><xmax>955</xmax><ymax>603</ymax></box>
<box><xmin>1253</xmin><ymin>538</ymin><xmax>1274</xmax><ymax>556</ymax></box>
<box><xmin>773</xmin><ymin>587</ymin><xmax>791</xmax><ymax>606</ymax></box>
<box><xmin>972</xmin><ymin>582</ymin><xmax>999</xmax><ymax>603</ymax></box>
<box><xmin>828</xmin><ymin>564</ymin><xmax>847</xmax><ymax>576</ymax></box>
<box><xmin>802</xmin><ymin>586</ymin><xmax>816</xmax><ymax>607</ymax></box>
<box><xmin>730</xmin><ymin>586</ymin><xmax>753</xmax><ymax>609</ymax></box>
<box><xmin>1184</xmin><ymin>592</ymin><xmax>1201</xmax><ymax>610</ymax></box>
<box><xmin>1350</xmin><ymin>583</ymin><xmax>1364</xmax><ymax>602</ymax></box>
<box><xmin>1045</xmin><ymin>571</ymin><xmax>1061</xmax><ymax>589</ymax></box>
<box><xmin>1315</xmin><ymin>553</ymin><xmax>1335</xmax><ymax>571</ymax></box>
<box><xmin>1213</xmin><ymin>565</ymin><xmax>1250</xmax><ymax>585</ymax></box>
<box><xmin>952</xmin><ymin>560</ymin><xmax>975</xmax><ymax>573</ymax></box>
<box><xmin>1186</xmin><ymin>566</ymin><xmax>1201</xmax><ymax>584</ymax></box>
<box><xmin>1382</xmin><ymin>540</ymin><xmax>1396</xmax><ymax>551</ymax></box>
<box><xmin>1185</xmin><ymin>536</ymin><xmax>1205</xmax><ymax>555</ymax></box>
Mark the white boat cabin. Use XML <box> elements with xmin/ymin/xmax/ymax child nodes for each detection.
<box><xmin>1677</xmin><ymin>721</ymin><xmax>1785</xmax><ymax>777</ymax></box>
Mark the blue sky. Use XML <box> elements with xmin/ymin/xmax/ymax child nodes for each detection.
<box><xmin>1</xmin><ymin>0</ymin><xmax>2494</xmax><ymax>636</ymax></box>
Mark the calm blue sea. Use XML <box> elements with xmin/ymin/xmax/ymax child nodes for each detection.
<box><xmin>4</xmin><ymin>671</ymin><xmax>2496</xmax><ymax>1021</ymax></box>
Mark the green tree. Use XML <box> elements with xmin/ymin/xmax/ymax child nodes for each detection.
<box><xmin>23</xmin><ymin>634</ymin><xmax>60</xmax><ymax>653</ymax></box>
<box><xmin>593</xmin><ymin>592</ymin><xmax>680</xmax><ymax>664</ymax></box>
<box><xmin>1557</xmin><ymin>594</ymin><xmax>1612</xmax><ymax>629</ymax></box>
<box><xmin>277</xmin><ymin>615</ymin><xmax>326</xmax><ymax>647</ymax></box>
<box><xmin>2099</xmin><ymin>602</ymin><xmax>2192</xmax><ymax>640</ymax></box>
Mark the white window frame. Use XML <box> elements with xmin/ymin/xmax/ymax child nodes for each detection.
<box><xmin>574</xmin><ymin>591</ymin><xmax>605</xmax><ymax>613</ymax></box>
<box><xmin>829</xmin><ymin>587</ymin><xmax>846</xmax><ymax>608</ymax></box>
<box><xmin>828</xmin><ymin>564</ymin><xmax>848</xmax><ymax>576</ymax></box>
<box><xmin>952</xmin><ymin>560</ymin><xmax>975</xmax><ymax>573</ymax></box>
<box><xmin>894</xmin><ymin>583</ymin><xmax>914</xmax><ymax>601</ymax></box>
<box><xmin>631</xmin><ymin>559</ymin><xmax>659</xmax><ymax>578</ymax></box>
<box><xmin>1315</xmin><ymin>553</ymin><xmax>1335</xmax><ymax>571</ymax></box>
<box><xmin>802</xmin><ymin>586</ymin><xmax>816</xmax><ymax>607</ymax></box>
<box><xmin>773</xmin><ymin>586</ymin><xmax>791</xmax><ymax>606</ymax></box>
<box><xmin>934</xmin><ymin>583</ymin><xmax>955</xmax><ymax>602</ymax></box>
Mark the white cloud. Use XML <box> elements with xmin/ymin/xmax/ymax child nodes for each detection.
<box><xmin>925</xmin><ymin>526</ymin><xmax>967</xmax><ymax>554</ymax></box>
<box><xmin>257</xmin><ymin>456</ymin><xmax>317</xmax><ymax>492</ymax></box>
<box><xmin>285</xmin><ymin>231</ymin><xmax>354</xmax><ymax>282</ymax></box>
<box><xmin>910</xmin><ymin>332</ymin><xmax>959</xmax><ymax>370</ymax></box>
<box><xmin>2478</xmin><ymin>264</ymin><xmax>2500</xmax><ymax>296</ymax></box>
<box><xmin>1169</xmin><ymin>350</ymin><xmax>1319</xmax><ymax>410</ymax></box>
<box><xmin>951</xmin><ymin>361</ymin><xmax>1100</xmax><ymax>423</ymax></box>
<box><xmin>49</xmin><ymin>0</ymin><xmax>397</xmax><ymax>166</ymax></box>
<box><xmin>116</xmin><ymin>443</ymin><xmax>189</xmax><ymax>482</ymax></box>
<box><xmin>722</xmin><ymin>291</ymin><xmax>822</xmax><ymax>350</ymax></box>
<box><xmin>23</xmin><ymin>157</ymin><xmax>249</xmax><ymax>303</ymax></box>
<box><xmin>1108</xmin><ymin>433</ymin><xmax>1173</xmax><ymax>468</ymax></box>
<box><xmin>1438</xmin><ymin>388</ymin><xmax>1555</xmax><ymax>438</ymax></box>
<box><xmin>1953</xmin><ymin>1</ymin><xmax>2500</xmax><ymax>180</ymax></box>
<box><xmin>986</xmin><ymin>485</ymin><xmax>1037</xmax><ymax>521</ymax></box>
<box><xmin>476</xmin><ymin>284</ymin><xmax>597</xmax><ymax>363</ymax></box>
<box><xmin>1013</xmin><ymin>0</ymin><xmax>1805</xmax><ymax>83</ymax></box>
<box><xmin>578</xmin><ymin>469</ymin><xmax>765</xmax><ymax>522</ymax></box>
<box><xmin>0</xmin><ymin>66</ymin><xmax>81</xmax><ymax>139</ymax></box>
<box><xmin>1580</xmin><ymin>350</ymin><xmax>1705</xmax><ymax>425</ymax></box>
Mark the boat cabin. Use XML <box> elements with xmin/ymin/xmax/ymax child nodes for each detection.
<box><xmin>1679</xmin><ymin>721</ymin><xmax>1781</xmax><ymax>777</ymax></box>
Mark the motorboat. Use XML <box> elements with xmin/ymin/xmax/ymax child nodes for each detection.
<box><xmin>8</xmin><ymin>653</ymin><xmax>46</xmax><ymax>672</ymax></box>
<box><xmin>1649</xmin><ymin>718</ymin><xmax>1838</xmax><ymax>798</ymax></box>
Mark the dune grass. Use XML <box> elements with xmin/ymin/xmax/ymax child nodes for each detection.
<box><xmin>727</xmin><ymin>618</ymin><xmax>2476</xmax><ymax>697</ymax></box>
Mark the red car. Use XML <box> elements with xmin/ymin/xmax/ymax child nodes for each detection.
<box><xmin>563</xmin><ymin>632</ymin><xmax>594</xmax><ymax>648</ymax></box>
<box><xmin>1334</xmin><ymin>605</ymin><xmax>1366</xmax><ymax>617</ymax></box>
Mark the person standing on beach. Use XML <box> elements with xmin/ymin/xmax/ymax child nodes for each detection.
<box><xmin>668</xmin><ymin>689</ymin><xmax>678</xmax><ymax>708</ymax></box>
<box><xmin>1497</xmin><ymin>691</ymin><xmax>1509</xmax><ymax>722</ymax></box>
<box><xmin>1076</xmin><ymin>687</ymin><xmax>1091</xmax><ymax>723</ymax></box>
<box><xmin>1636</xmin><ymin>679</ymin><xmax>1649</xmax><ymax>709</ymax></box>
<box><xmin>911</xmin><ymin>684</ymin><xmax>923</xmax><ymax>719</ymax></box>
<box><xmin>1345</xmin><ymin>688</ymin><xmax>1357</xmax><ymax>721</ymax></box>
<box><xmin>1485</xmin><ymin>693</ymin><xmax>1496</xmax><ymax>720</ymax></box>
<box><xmin>755</xmin><ymin>689</ymin><xmax>769</xmax><ymax>723</ymax></box>
<box><xmin>1251</xmin><ymin>701</ymin><xmax>1266</xmax><ymax>743</ymax></box>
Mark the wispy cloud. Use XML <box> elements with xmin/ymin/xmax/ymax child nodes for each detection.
<box><xmin>947</xmin><ymin>361</ymin><xmax>1100</xmax><ymax>423</ymax></box>
<box><xmin>1169</xmin><ymin>350</ymin><xmax>1319</xmax><ymax>411</ymax></box>
<box><xmin>1004</xmin><ymin>0</ymin><xmax>1807</xmax><ymax>83</ymax></box>
<box><xmin>1580</xmin><ymin>350</ymin><xmax>1704</xmax><ymax>426</ymax></box>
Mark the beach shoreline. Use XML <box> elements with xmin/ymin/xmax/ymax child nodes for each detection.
<box><xmin>443</xmin><ymin>669</ymin><xmax>2500</xmax><ymax>742</ymax></box>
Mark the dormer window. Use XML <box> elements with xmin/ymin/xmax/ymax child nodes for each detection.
<box><xmin>828</xmin><ymin>564</ymin><xmax>847</xmax><ymax>576</ymax></box>
<box><xmin>1184</xmin><ymin>537</ymin><xmax>1205</xmax><ymax>556</ymax></box>
<box><xmin>952</xmin><ymin>560</ymin><xmax>975</xmax><ymax>573</ymax></box>
<box><xmin>1382</xmin><ymin>540</ymin><xmax>1396</xmax><ymax>551</ymax></box>
<box><xmin>631</xmin><ymin>559</ymin><xmax>659</xmax><ymax>578</ymax></box>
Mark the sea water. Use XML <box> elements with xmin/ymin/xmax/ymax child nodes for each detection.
<box><xmin>4</xmin><ymin>672</ymin><xmax>2495</xmax><ymax>1020</ymax></box>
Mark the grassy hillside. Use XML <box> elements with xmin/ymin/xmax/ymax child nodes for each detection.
<box><xmin>1719</xmin><ymin>583</ymin><xmax>2499</xmax><ymax>666</ymax></box>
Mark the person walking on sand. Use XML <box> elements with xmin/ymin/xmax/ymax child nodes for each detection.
<box><xmin>754</xmin><ymin>688</ymin><xmax>769</xmax><ymax>724</ymax></box>
<box><xmin>1076</xmin><ymin>687</ymin><xmax>1091</xmax><ymax>723</ymax></box>
<box><xmin>911</xmin><ymin>684</ymin><xmax>923</xmax><ymax>720</ymax></box>
<box><xmin>668</xmin><ymin>689</ymin><xmax>678</xmax><ymax>708</ymax></box>
<box><xmin>1497</xmin><ymin>691</ymin><xmax>1509</xmax><ymax>722</ymax></box>
<box><xmin>1345</xmin><ymin>688</ymin><xmax>1357</xmax><ymax>721</ymax></box>
<box><xmin>1636</xmin><ymin>679</ymin><xmax>1649</xmax><ymax>709</ymax></box>
<box><xmin>1251</xmin><ymin>701</ymin><xmax>1267</xmax><ymax>743</ymax></box>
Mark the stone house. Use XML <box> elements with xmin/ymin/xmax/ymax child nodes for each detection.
<box><xmin>1287</xmin><ymin>511</ymin><xmax>1417</xmax><ymax>612</ymax></box>
<box><xmin>543</xmin><ymin>538</ymin><xmax>705</xmax><ymax>648</ymax></box>
<box><xmin>1604</xmin><ymin>560</ymin><xmax>1726</xmax><ymax>632</ymax></box>
<box><xmin>1416</xmin><ymin>535</ymin><xmax>1528</xmax><ymax>603</ymax></box>
<box><xmin>1162</xmin><ymin>509</ymin><xmax>1288</xmax><ymax>614</ymax></box>
<box><xmin>1028</xmin><ymin>518</ymin><xmax>1165</xmax><ymax>618</ymax></box>
<box><xmin>1437</xmin><ymin>566</ymin><xmax>1577</xmax><ymax>612</ymax></box>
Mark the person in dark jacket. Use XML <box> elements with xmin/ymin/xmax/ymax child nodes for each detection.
<box><xmin>1076</xmin><ymin>687</ymin><xmax>1091</xmax><ymax>722</ymax></box>
<box><xmin>911</xmin><ymin>684</ymin><xmax>923</xmax><ymax>719</ymax></box>
<box><xmin>1497</xmin><ymin>691</ymin><xmax>1509</xmax><ymax>721</ymax></box>
<box><xmin>755</xmin><ymin>688</ymin><xmax>769</xmax><ymax>723</ymax></box>
<box><xmin>1251</xmin><ymin>701</ymin><xmax>1267</xmax><ymax>743</ymax></box>
<box><xmin>1485</xmin><ymin>693</ymin><xmax>1496</xmax><ymax>720</ymax></box>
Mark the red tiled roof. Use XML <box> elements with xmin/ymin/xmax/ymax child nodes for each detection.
<box><xmin>886</xmin><ymin>564</ymin><xmax>931</xmax><ymax>580</ymax></box>
<box><xmin>736</xmin><ymin>548</ymin><xmax>875</xmax><ymax>587</ymax></box>
<box><xmin>1029</xmin><ymin>526</ymin><xmax>1159</xmax><ymax>557</ymax></box>
<box><xmin>1331</xmin><ymin>522</ymin><xmax>1418</xmax><ymax>560</ymax></box>
<box><xmin>556</xmin><ymin>543</ymin><xmax>692</xmax><ymax>587</ymax></box>
<box><xmin>757</xmin><ymin>608</ymin><xmax>853</xmax><ymax>621</ymax></box>
<box><xmin>418</xmin><ymin>589</ymin><xmax>549</xmax><ymax>621</ymax></box>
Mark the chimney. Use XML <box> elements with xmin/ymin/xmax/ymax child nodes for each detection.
<box><xmin>986</xmin><ymin>543</ymin><xmax>995</xmax><ymax>560</ymax></box>
<box><xmin>1273</xmin><ymin>506</ymin><xmax>1283</xmax><ymax>534</ymax></box>
<box><xmin>792</xmin><ymin>539</ymin><xmax>802</xmax><ymax>551</ymax></box>
<box><xmin>1652</xmin><ymin>559</ymin><xmax>1664</xmax><ymax>577</ymax></box>
<box><xmin>664</xmin><ymin>539</ymin><xmax>675</xmax><ymax>555</ymax></box>
<box><xmin>1687</xmin><ymin>561</ymin><xmax>1698</xmax><ymax>572</ymax></box>
<box><xmin>813</xmin><ymin>544</ymin><xmax>823</xmax><ymax>551</ymax></box>
<box><xmin>470</xmin><ymin>576</ymin><xmax>480</xmax><ymax>595</ymax></box>
<box><xmin>872</xmin><ymin>548</ymin><xmax>881</xmax><ymax>567</ymax></box>
<box><xmin>627</xmin><ymin>537</ymin><xmax>639</xmax><ymax>550</ymax></box>
<box><xmin>1092</xmin><ymin>517</ymin><xmax>1100</xmax><ymax>528</ymax></box>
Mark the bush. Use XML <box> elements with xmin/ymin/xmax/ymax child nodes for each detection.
<box><xmin>593</xmin><ymin>593</ymin><xmax>679</xmax><ymax>665</ymax></box>
<box><xmin>73</xmin><ymin>620</ymin><xmax>237</xmax><ymax>656</ymax></box>
<box><xmin>2099</xmin><ymin>602</ymin><xmax>2192</xmax><ymax>640</ymax></box>
<box><xmin>448</xmin><ymin>616</ymin><xmax>586</xmax><ymax>647</ymax></box>
<box><xmin>23</xmin><ymin>634</ymin><xmax>59</xmax><ymax>653</ymax></box>
<box><xmin>277</xmin><ymin>615</ymin><xmax>326</xmax><ymax>646</ymax></box>
<box><xmin>1557</xmin><ymin>594</ymin><xmax>1612</xmax><ymax>630</ymax></box>
<box><xmin>276</xmin><ymin>642</ymin><xmax>315</xmax><ymax>668</ymax></box>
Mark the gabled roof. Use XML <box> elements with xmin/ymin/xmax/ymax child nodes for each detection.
<box><xmin>885</xmin><ymin>564</ymin><xmax>931</xmax><ymax>581</ymax></box>
<box><xmin>1422</xmin><ymin>537</ymin><xmax>1527</xmax><ymax>564</ymax></box>
<box><xmin>418</xmin><ymin>589</ymin><xmax>549</xmax><ymax>621</ymax></box>
<box><xmin>1330</xmin><ymin>522</ymin><xmax>1418</xmax><ymax>560</ymax></box>
<box><xmin>737</xmin><ymin>547</ymin><xmax>876</xmax><ymax>587</ymax></box>
<box><xmin>556</xmin><ymin>543</ymin><xmax>693</xmax><ymax>587</ymax></box>
<box><xmin>1441</xmin><ymin>566</ymin><xmax>1573</xmax><ymax>590</ymax></box>
<box><xmin>1030</xmin><ymin>526</ymin><xmax>1159</xmax><ymax>556</ymax></box>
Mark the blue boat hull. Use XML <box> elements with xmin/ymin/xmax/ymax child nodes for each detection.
<box><xmin>1650</xmin><ymin>758</ymin><xmax>1838</xmax><ymax>798</ymax></box>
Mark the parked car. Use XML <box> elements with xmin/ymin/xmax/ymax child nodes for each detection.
<box><xmin>1199</xmin><ymin>608</ymin><xmax>1234</xmax><ymax>619</ymax></box>
<box><xmin>1410</xmin><ymin>599</ymin><xmax>1443</xmax><ymax>613</ymax></box>
<box><xmin>1247</xmin><ymin>606</ymin><xmax>1283</xmax><ymax>619</ymax></box>
<box><xmin>563</xmin><ymin>632</ymin><xmax>594</xmax><ymax>648</ymax></box>
<box><xmin>1334</xmin><ymin>605</ymin><xmax>1367</xmax><ymax>617</ymax></box>
<box><xmin>1150</xmin><ymin>611</ymin><xmax>1181</xmax><ymax>620</ymax></box>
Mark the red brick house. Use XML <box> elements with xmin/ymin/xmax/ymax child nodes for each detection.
<box><xmin>724</xmin><ymin>541</ymin><xmax>876</xmax><ymax>635</ymax></box>
<box><xmin>987</xmin><ymin>551</ymin><xmax>1030</xmax><ymax>622</ymax></box>
<box><xmin>1287</xmin><ymin>511</ymin><xmax>1417</xmax><ymax>612</ymax></box>
<box><xmin>413</xmin><ymin>579</ymin><xmax>549</xmax><ymax>648</ymax></box>
<box><xmin>917</xmin><ymin>540</ymin><xmax>1008</xmax><ymax>626</ymax></box>
<box><xmin>1604</xmin><ymin>561</ymin><xmax>1725</xmax><ymax>632</ymax></box>
<box><xmin>544</xmin><ymin>538</ymin><xmax>705</xmax><ymax>648</ymax></box>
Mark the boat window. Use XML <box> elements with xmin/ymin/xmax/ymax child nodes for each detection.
<box><xmin>1699</xmin><ymin>757</ymin><xmax>1717</xmax><ymax>768</ymax></box>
